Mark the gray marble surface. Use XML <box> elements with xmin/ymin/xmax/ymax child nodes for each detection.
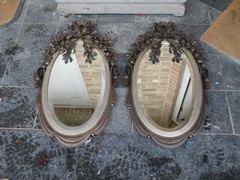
<box><xmin>198</xmin><ymin>0</ymin><xmax>233</xmax><ymax>12</ymax></box>
<box><xmin>0</xmin><ymin>0</ymin><xmax>239</xmax><ymax>179</ymax></box>
<box><xmin>55</xmin><ymin>0</ymin><xmax>186</xmax><ymax>16</ymax></box>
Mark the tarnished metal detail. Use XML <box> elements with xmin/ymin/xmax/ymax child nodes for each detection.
<box><xmin>35</xmin><ymin>67</ymin><xmax>46</xmax><ymax>88</ymax></box>
<box><xmin>35</xmin><ymin>21</ymin><xmax>118</xmax><ymax>88</ymax></box>
<box><xmin>124</xmin><ymin>65</ymin><xmax>132</xmax><ymax>86</ymax></box>
<box><xmin>111</xmin><ymin>64</ymin><xmax>120</xmax><ymax>87</ymax></box>
<box><xmin>201</xmin><ymin>67</ymin><xmax>210</xmax><ymax>90</ymax></box>
<box><xmin>126</xmin><ymin>21</ymin><xmax>209</xmax><ymax>91</ymax></box>
<box><xmin>126</xmin><ymin>22</ymin><xmax>209</xmax><ymax>87</ymax></box>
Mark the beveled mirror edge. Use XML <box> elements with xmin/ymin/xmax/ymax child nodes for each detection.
<box><xmin>131</xmin><ymin>48</ymin><xmax>205</xmax><ymax>148</ymax></box>
<box><xmin>41</xmin><ymin>47</ymin><xmax>112</xmax><ymax>135</ymax></box>
<box><xmin>132</xmin><ymin>47</ymin><xmax>204</xmax><ymax>135</ymax></box>
<box><xmin>37</xmin><ymin>84</ymin><xmax>115</xmax><ymax>148</ymax></box>
<box><xmin>125</xmin><ymin>21</ymin><xmax>209</xmax><ymax>148</ymax></box>
<box><xmin>34</xmin><ymin>21</ymin><xmax>119</xmax><ymax>148</ymax></box>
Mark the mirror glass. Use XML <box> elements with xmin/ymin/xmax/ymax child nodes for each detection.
<box><xmin>48</xmin><ymin>40</ymin><xmax>105</xmax><ymax>127</ymax></box>
<box><xmin>137</xmin><ymin>43</ymin><xmax>195</xmax><ymax>130</ymax></box>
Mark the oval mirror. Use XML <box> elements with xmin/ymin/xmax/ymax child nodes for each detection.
<box><xmin>125</xmin><ymin>22</ymin><xmax>209</xmax><ymax>148</ymax></box>
<box><xmin>35</xmin><ymin>21</ymin><xmax>118</xmax><ymax>147</ymax></box>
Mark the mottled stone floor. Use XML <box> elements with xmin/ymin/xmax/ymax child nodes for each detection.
<box><xmin>0</xmin><ymin>0</ymin><xmax>239</xmax><ymax>179</ymax></box>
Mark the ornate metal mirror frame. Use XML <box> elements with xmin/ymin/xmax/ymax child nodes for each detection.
<box><xmin>35</xmin><ymin>21</ymin><xmax>119</xmax><ymax>147</ymax></box>
<box><xmin>124</xmin><ymin>22</ymin><xmax>209</xmax><ymax>148</ymax></box>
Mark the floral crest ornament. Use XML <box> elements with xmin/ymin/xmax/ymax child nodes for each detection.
<box><xmin>125</xmin><ymin>22</ymin><xmax>209</xmax><ymax>90</ymax></box>
<box><xmin>35</xmin><ymin>21</ymin><xmax>119</xmax><ymax>88</ymax></box>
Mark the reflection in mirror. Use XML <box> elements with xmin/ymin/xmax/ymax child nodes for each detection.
<box><xmin>35</xmin><ymin>21</ymin><xmax>118</xmax><ymax>147</ymax></box>
<box><xmin>137</xmin><ymin>43</ymin><xmax>195</xmax><ymax>130</ymax></box>
<box><xmin>126</xmin><ymin>22</ymin><xmax>209</xmax><ymax>148</ymax></box>
<box><xmin>48</xmin><ymin>40</ymin><xmax>104</xmax><ymax>127</ymax></box>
